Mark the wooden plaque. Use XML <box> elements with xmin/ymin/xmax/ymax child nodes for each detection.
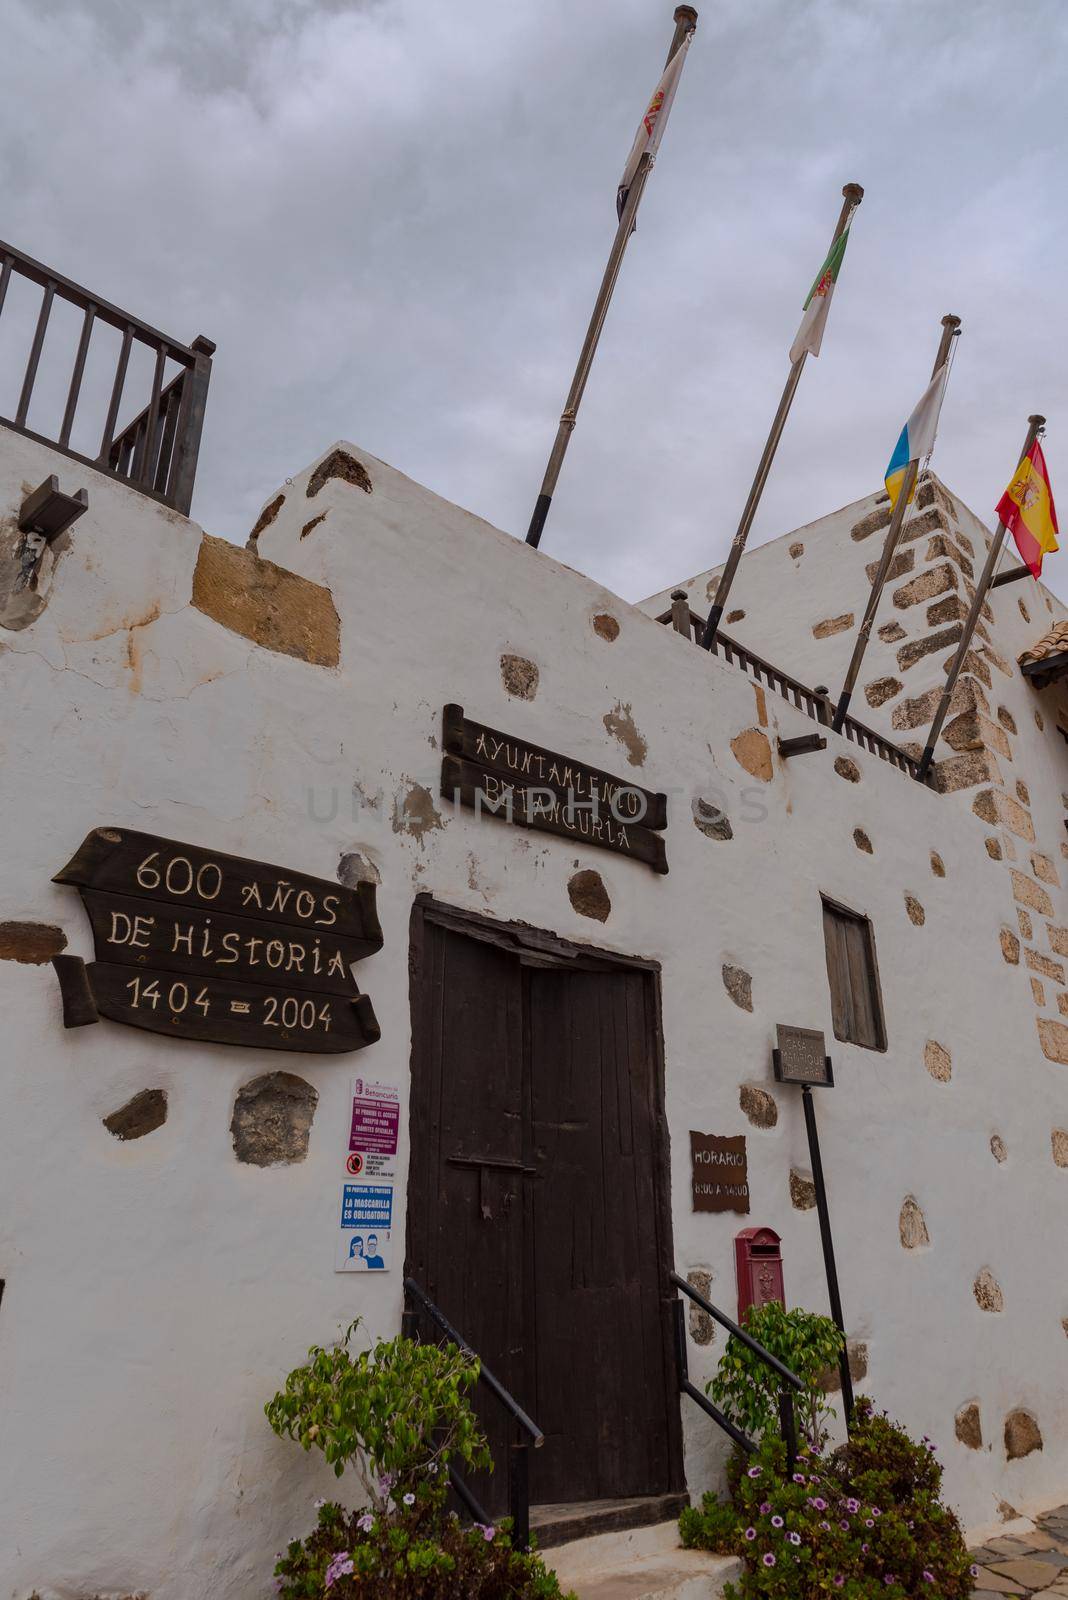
<box><xmin>772</xmin><ymin>1024</ymin><xmax>833</xmax><ymax>1087</ymax></box>
<box><xmin>53</xmin><ymin>828</ymin><xmax>381</xmax><ymax>1055</ymax></box>
<box><xmin>690</xmin><ymin>1132</ymin><xmax>750</xmax><ymax>1215</ymax></box>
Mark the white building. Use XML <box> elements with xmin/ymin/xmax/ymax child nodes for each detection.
<box><xmin>2</xmin><ymin>247</ymin><xmax>1068</xmax><ymax>1600</ymax></box>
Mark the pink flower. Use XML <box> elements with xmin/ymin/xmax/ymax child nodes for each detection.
<box><xmin>356</xmin><ymin>1513</ymin><xmax>374</xmax><ymax>1533</ymax></box>
<box><xmin>747</xmin><ymin>1466</ymin><xmax>762</xmax><ymax>1478</ymax></box>
<box><xmin>475</xmin><ymin>1523</ymin><xmax>496</xmax><ymax>1542</ymax></box>
<box><xmin>812</xmin><ymin>1497</ymin><xmax>827</xmax><ymax>1511</ymax></box>
<box><xmin>970</xmin><ymin>1567</ymin><xmax>980</xmax><ymax>1579</ymax></box>
<box><xmin>792</xmin><ymin>1473</ymin><xmax>805</xmax><ymax>1483</ymax></box>
<box><xmin>865</xmin><ymin>1518</ymin><xmax>875</xmax><ymax>1528</ymax></box>
<box><xmin>324</xmin><ymin>1552</ymin><xmax>354</xmax><ymax>1589</ymax></box>
<box><xmin>846</xmin><ymin>1498</ymin><xmax>860</xmax><ymax>1513</ymax></box>
<box><xmin>923</xmin><ymin>1572</ymin><xmax>935</xmax><ymax>1583</ymax></box>
<box><xmin>763</xmin><ymin>1553</ymin><xmax>776</xmax><ymax>1567</ymax></box>
<box><xmin>834</xmin><ymin>1578</ymin><xmax>844</xmax><ymax>1590</ymax></box>
<box><xmin>744</xmin><ymin>1527</ymin><xmax>757</xmax><ymax>1542</ymax></box>
<box><xmin>759</xmin><ymin>1502</ymin><xmax>771</xmax><ymax>1515</ymax></box>
<box><xmin>771</xmin><ymin>1515</ymin><xmax>784</xmax><ymax>1528</ymax></box>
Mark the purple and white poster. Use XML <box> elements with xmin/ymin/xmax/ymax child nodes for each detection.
<box><xmin>346</xmin><ymin>1077</ymin><xmax>399</xmax><ymax>1180</ymax></box>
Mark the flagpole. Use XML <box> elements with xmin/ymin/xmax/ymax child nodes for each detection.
<box><xmin>831</xmin><ymin>313</ymin><xmax>961</xmax><ymax>733</ymax></box>
<box><xmin>914</xmin><ymin>413</ymin><xmax>1045</xmax><ymax>783</ymax></box>
<box><xmin>699</xmin><ymin>182</ymin><xmax>864</xmax><ymax>649</ymax></box>
<box><xmin>524</xmin><ymin>6</ymin><xmax>698</xmax><ymax>550</ymax></box>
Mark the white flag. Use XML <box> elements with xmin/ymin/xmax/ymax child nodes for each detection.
<box><xmin>617</xmin><ymin>30</ymin><xmax>694</xmax><ymax>218</ymax></box>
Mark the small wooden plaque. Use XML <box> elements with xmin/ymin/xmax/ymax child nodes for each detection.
<box><xmin>690</xmin><ymin>1132</ymin><xmax>750</xmax><ymax>1214</ymax></box>
<box><xmin>773</xmin><ymin>1024</ymin><xmax>833</xmax><ymax>1087</ymax></box>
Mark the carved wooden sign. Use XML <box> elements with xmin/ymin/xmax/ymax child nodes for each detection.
<box><xmin>441</xmin><ymin>704</ymin><xmax>668</xmax><ymax>874</ymax></box>
<box><xmin>690</xmin><ymin>1132</ymin><xmax>750</xmax><ymax>1214</ymax></box>
<box><xmin>772</xmin><ymin>1024</ymin><xmax>833</xmax><ymax>1088</ymax></box>
<box><xmin>52</xmin><ymin>828</ymin><xmax>382</xmax><ymax>1054</ymax></box>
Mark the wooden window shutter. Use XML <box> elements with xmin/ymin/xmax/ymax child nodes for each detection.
<box><xmin>821</xmin><ymin>897</ymin><xmax>886</xmax><ymax>1051</ymax></box>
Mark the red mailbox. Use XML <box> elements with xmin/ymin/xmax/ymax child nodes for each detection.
<box><xmin>735</xmin><ymin>1227</ymin><xmax>785</xmax><ymax>1324</ymax></box>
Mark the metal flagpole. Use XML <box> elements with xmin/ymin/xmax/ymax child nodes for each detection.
<box><xmin>831</xmin><ymin>313</ymin><xmax>961</xmax><ymax>733</ymax></box>
<box><xmin>914</xmin><ymin>413</ymin><xmax>1046</xmax><ymax>783</ymax></box>
<box><xmin>699</xmin><ymin>182</ymin><xmax>864</xmax><ymax>649</ymax></box>
<box><xmin>525</xmin><ymin>6</ymin><xmax>698</xmax><ymax>550</ymax></box>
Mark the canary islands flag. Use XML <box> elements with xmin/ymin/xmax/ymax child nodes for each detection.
<box><xmin>884</xmin><ymin>362</ymin><xmax>950</xmax><ymax>508</ymax></box>
<box><xmin>997</xmin><ymin>438</ymin><xmax>1059</xmax><ymax>578</ymax></box>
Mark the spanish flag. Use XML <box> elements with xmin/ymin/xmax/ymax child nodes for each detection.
<box><xmin>996</xmin><ymin>439</ymin><xmax>1059</xmax><ymax>578</ymax></box>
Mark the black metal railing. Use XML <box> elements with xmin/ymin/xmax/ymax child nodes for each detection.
<box><xmin>402</xmin><ymin>1276</ymin><xmax>543</xmax><ymax>1550</ymax></box>
<box><xmin>658</xmin><ymin>604</ymin><xmax>926</xmax><ymax>783</ymax></box>
<box><xmin>670</xmin><ymin>1271</ymin><xmax>803</xmax><ymax>1475</ymax></box>
<box><xmin>0</xmin><ymin>236</ymin><xmax>214</xmax><ymax>516</ymax></box>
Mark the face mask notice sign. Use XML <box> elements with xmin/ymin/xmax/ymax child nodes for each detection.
<box><xmin>336</xmin><ymin>1182</ymin><xmax>393</xmax><ymax>1272</ymax></box>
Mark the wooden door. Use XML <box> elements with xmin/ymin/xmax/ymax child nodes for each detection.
<box><xmin>407</xmin><ymin>901</ymin><xmax>679</xmax><ymax>1513</ymax></box>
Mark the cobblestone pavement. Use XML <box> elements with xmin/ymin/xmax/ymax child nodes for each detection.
<box><xmin>970</xmin><ymin>1507</ymin><xmax>1068</xmax><ymax>1596</ymax></box>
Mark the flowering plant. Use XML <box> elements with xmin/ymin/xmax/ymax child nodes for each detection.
<box><xmin>680</xmin><ymin>1402</ymin><xmax>974</xmax><ymax>1599</ymax></box>
<box><xmin>273</xmin><ymin>1499</ymin><xmax>577</xmax><ymax>1599</ymax></box>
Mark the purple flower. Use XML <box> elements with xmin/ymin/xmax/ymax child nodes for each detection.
<box><xmin>820</xmin><ymin>1520</ymin><xmax>831</xmax><ymax>1532</ymax></box>
<box><xmin>356</xmin><ymin>1513</ymin><xmax>374</xmax><ymax>1533</ymax></box>
<box><xmin>402</xmin><ymin>1493</ymin><xmax>415</xmax><ymax>1506</ymax></box>
<box><xmin>862</xmin><ymin>1543</ymin><xmax>869</xmax><ymax>1554</ymax></box>
<box><xmin>792</xmin><ymin>1473</ymin><xmax>805</xmax><ymax>1484</ymax></box>
<box><xmin>970</xmin><ymin>1566</ymin><xmax>980</xmax><ymax>1579</ymax></box>
<box><xmin>427</xmin><ymin>1463</ymin><xmax>439</xmax><ymax>1476</ymax></box>
<box><xmin>872</xmin><ymin>1506</ymin><xmax>881</xmax><ymax>1516</ymax></box>
<box><xmin>834</xmin><ymin>1579</ymin><xmax>844</xmax><ymax>1590</ymax></box>
<box><xmin>813</xmin><ymin>1497</ymin><xmax>827</xmax><ymax>1511</ymax></box>
<box><xmin>378</xmin><ymin>1471</ymin><xmax>395</xmax><ymax>1491</ymax></box>
<box><xmin>744</xmin><ymin>1527</ymin><xmax>757</xmax><ymax>1542</ymax></box>
<box><xmin>771</xmin><ymin>1515</ymin><xmax>784</xmax><ymax>1528</ymax></box>
<box><xmin>923</xmin><ymin>1572</ymin><xmax>935</xmax><ymax>1583</ymax></box>
<box><xmin>788</xmin><ymin>1532</ymin><xmax>801</xmax><ymax>1546</ymax></box>
<box><xmin>475</xmin><ymin>1523</ymin><xmax>496</xmax><ymax>1542</ymax></box>
<box><xmin>324</xmin><ymin>1552</ymin><xmax>354</xmax><ymax>1590</ymax></box>
<box><xmin>846</xmin><ymin>1498</ymin><xmax>860</xmax><ymax>1513</ymax></box>
<box><xmin>840</xmin><ymin>1520</ymin><xmax>850</xmax><ymax>1531</ymax></box>
<box><xmin>865</xmin><ymin>1518</ymin><xmax>875</xmax><ymax>1528</ymax></box>
<box><xmin>759</xmin><ymin>1502</ymin><xmax>771</xmax><ymax>1515</ymax></box>
<box><xmin>763</xmin><ymin>1553</ymin><xmax>776</xmax><ymax>1568</ymax></box>
<box><xmin>747</xmin><ymin>1466</ymin><xmax>762</xmax><ymax>1478</ymax></box>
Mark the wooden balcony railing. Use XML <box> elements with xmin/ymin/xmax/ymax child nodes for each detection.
<box><xmin>658</xmin><ymin>600</ymin><xmax>926</xmax><ymax>783</ymax></box>
<box><xmin>0</xmin><ymin>236</ymin><xmax>214</xmax><ymax>516</ymax></box>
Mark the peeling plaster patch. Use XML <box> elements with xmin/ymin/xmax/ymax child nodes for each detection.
<box><xmin>0</xmin><ymin>920</ymin><xmax>67</xmax><ymax>963</ymax></box>
<box><xmin>924</xmin><ymin>1040</ymin><xmax>952</xmax><ymax>1082</ymax></box>
<box><xmin>104</xmin><ymin>1089</ymin><xmax>168</xmax><ymax>1141</ymax></box>
<box><xmin>789</xmin><ymin>1168</ymin><xmax>816</xmax><ymax>1210</ymax></box>
<box><xmin>352</xmin><ymin>778</ymin><xmax>383</xmax><ymax>814</ymax></box>
<box><xmin>686</xmin><ymin>1269</ymin><xmax>716</xmax><ymax>1345</ymax></box>
<box><xmin>739</xmin><ymin>1084</ymin><xmax>778</xmax><ymax>1129</ymax></box>
<box><xmin>722</xmin><ymin>964</ymin><xmax>753</xmax><ymax>1012</ymax></box>
<box><xmin>899</xmin><ymin>1195</ymin><xmax>929</xmax><ymax>1249</ymax></box>
<box><xmin>973</xmin><ymin>1267</ymin><xmax>1004</xmax><ymax>1312</ymax></box>
<box><xmin>500</xmin><ymin>653</ymin><xmax>539</xmax><ymax>701</ymax></box>
<box><xmin>818</xmin><ymin>1341</ymin><xmax>868</xmax><ymax>1395</ymax></box>
<box><xmin>955</xmin><ymin>1403</ymin><xmax>983</xmax><ymax>1450</ymax></box>
<box><xmin>693</xmin><ymin>796</ymin><xmax>733</xmax><ymax>840</ymax></box>
<box><xmin>231</xmin><ymin>1072</ymin><xmax>318</xmax><ymax>1167</ymax></box>
<box><xmin>730</xmin><ymin>727</ymin><xmax>773</xmax><ymax>782</ymax></box>
<box><xmin>853</xmin><ymin>828</ymin><xmax>873</xmax><ymax>855</ymax></box>
<box><xmin>300</xmin><ymin>512</ymin><xmax>327</xmax><ymax>541</ymax></box>
<box><xmin>990</xmin><ymin>1133</ymin><xmax>1007</xmax><ymax>1163</ymax></box>
<box><xmin>834</xmin><ymin>756</ymin><xmax>861</xmax><ymax>783</ymax></box>
<box><xmin>392</xmin><ymin>781</ymin><xmax>444</xmax><ymax>845</ymax></box>
<box><xmin>247</xmin><ymin>492</ymin><xmax>284</xmax><ymax>548</ymax></box>
<box><xmin>603</xmin><ymin>702</ymin><xmax>647</xmax><ymax>768</ymax></box>
<box><xmin>567</xmin><ymin>869</ymin><xmax>611</xmax><ymax>922</ymax></box>
<box><xmin>306</xmin><ymin>448</ymin><xmax>372</xmax><ymax>498</ymax></box>
<box><xmin>337</xmin><ymin>851</ymin><xmax>381</xmax><ymax>887</ymax></box>
<box><xmin>592</xmin><ymin>612</ymin><xmax>620</xmax><ymax>642</ymax></box>
<box><xmin>1004</xmin><ymin>1410</ymin><xmax>1043</xmax><ymax>1460</ymax></box>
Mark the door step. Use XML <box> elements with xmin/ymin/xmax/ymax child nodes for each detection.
<box><xmin>532</xmin><ymin>1495</ymin><xmax>689</xmax><ymax>1550</ymax></box>
<box><xmin>543</xmin><ymin>1514</ymin><xmax>740</xmax><ymax>1600</ymax></box>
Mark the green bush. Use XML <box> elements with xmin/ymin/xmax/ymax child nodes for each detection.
<box><xmin>709</xmin><ymin>1301</ymin><xmax>844</xmax><ymax>1449</ymax></box>
<box><xmin>265</xmin><ymin>1324</ymin><xmax>575</xmax><ymax>1599</ymax></box>
<box><xmin>680</xmin><ymin>1400</ymin><xmax>976</xmax><ymax>1600</ymax></box>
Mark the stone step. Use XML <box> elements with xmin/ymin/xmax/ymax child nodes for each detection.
<box><xmin>533</xmin><ymin>1495</ymin><xmax>690</xmax><ymax>1550</ymax></box>
<box><xmin>546</xmin><ymin>1516</ymin><xmax>740</xmax><ymax>1600</ymax></box>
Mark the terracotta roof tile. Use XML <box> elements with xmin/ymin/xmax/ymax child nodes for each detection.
<box><xmin>1019</xmin><ymin>621</ymin><xmax>1068</xmax><ymax>667</ymax></box>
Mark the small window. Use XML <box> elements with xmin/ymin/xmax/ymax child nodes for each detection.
<box><xmin>821</xmin><ymin>896</ymin><xmax>886</xmax><ymax>1051</ymax></box>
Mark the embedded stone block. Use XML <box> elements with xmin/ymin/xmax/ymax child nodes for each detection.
<box><xmin>892</xmin><ymin>564</ymin><xmax>958</xmax><ymax>610</ymax></box>
<box><xmin>864</xmin><ymin>676</ymin><xmax>902</xmax><ymax>709</ymax></box>
<box><xmin>924</xmin><ymin>1041</ymin><xmax>951</xmax><ymax>1082</ymax></box>
<box><xmin>924</xmin><ymin>532</ymin><xmax>975</xmax><ymax>580</ymax></box>
<box><xmin>790</xmin><ymin>1169</ymin><xmax>816</xmax><ymax>1210</ymax></box>
<box><xmin>853</xmin><ymin>828</ymin><xmax>873</xmax><ymax>854</ymax></box>
<box><xmin>1031</xmin><ymin>852</ymin><xmax>1060</xmax><ymax>886</ymax></box>
<box><xmin>103</xmin><ymin>1088</ymin><xmax>168</xmax><ymax>1141</ymax></box>
<box><xmin>1012</xmin><ymin>871</ymin><xmax>1054</xmax><ymax>916</ymax></box>
<box><xmin>231</xmin><ymin>1073</ymin><xmax>318</xmax><ymax>1167</ymax></box>
<box><xmin>0</xmin><ymin>921</ymin><xmax>67</xmax><ymax>963</ymax></box>
<box><xmin>813</xmin><ymin>613</ymin><xmax>854</xmax><ymax>640</ymax></box>
<box><xmin>834</xmin><ymin>756</ymin><xmax>861</xmax><ymax>783</ymax></box>
<box><xmin>878</xmin><ymin>621</ymin><xmax>907</xmax><ymax>643</ymax></box>
<box><xmin>891</xmin><ymin>676</ymin><xmax>987</xmax><ymax>730</ymax></box>
<box><xmin>1000</xmin><ymin>928</ymin><xmax>1020</xmax><ymax>964</ymax></box>
<box><xmin>899</xmin><ymin>1196</ymin><xmax>929</xmax><ymax>1248</ymax></box>
<box><xmin>850</xmin><ymin>505</ymin><xmax>891</xmax><ymax>541</ymax></box>
<box><xmin>1053</xmin><ymin>1129</ymin><xmax>1068</xmax><ymax>1167</ymax></box>
<box><xmin>568</xmin><ymin>869</ymin><xmax>611</xmax><ymax>922</ymax></box>
<box><xmin>971</xmin><ymin>789</ymin><xmax>1034</xmax><ymax>841</ymax></box>
<box><xmin>930</xmin><ymin>851</ymin><xmax>945</xmax><ymax>877</ymax></box>
<box><xmin>899</xmin><ymin>506</ymin><xmax>952</xmax><ymax>543</ymax></box>
<box><xmin>942</xmin><ymin>711</ymin><xmax>1012</xmax><ymax>761</ymax></box>
<box><xmin>926</xmin><ymin>593</ymin><xmax>970</xmax><ymax>628</ymax></box>
<box><xmin>739</xmin><ymin>1084</ymin><xmax>778</xmax><ymax>1129</ymax></box>
<box><xmin>955</xmin><ymin>1402</ymin><xmax>983</xmax><ymax>1449</ymax></box>
<box><xmin>897</xmin><ymin>625</ymin><xmax>964</xmax><ymax>672</ymax></box>
<box><xmin>974</xmin><ymin>1267</ymin><xmax>1004</xmax><ymax>1312</ymax></box>
<box><xmin>1027</xmin><ymin>949</ymin><xmax>1064</xmax><ymax>984</ymax></box>
<box><xmin>1037</xmin><ymin>1017</ymin><xmax>1068</xmax><ymax>1064</ymax></box>
<box><xmin>929</xmin><ymin>749</ymin><xmax>1002</xmax><ymax>794</ymax></box>
<box><xmin>693</xmin><ymin>796</ymin><xmax>734</xmax><ymax>841</ymax></box>
<box><xmin>866</xmin><ymin>550</ymin><xmax>914</xmax><ymax>585</ymax></box>
<box><xmin>905</xmin><ymin>894</ymin><xmax>925</xmax><ymax>926</ymax></box>
<box><xmin>500</xmin><ymin>653</ymin><xmax>539</xmax><ymax>700</ymax></box>
<box><xmin>192</xmin><ymin>535</ymin><xmax>341</xmax><ymax>668</ymax></box>
<box><xmin>722</xmin><ymin>964</ymin><xmax>753</xmax><ymax>1012</ymax></box>
<box><xmin>1004</xmin><ymin>1410</ymin><xmax>1043</xmax><ymax>1460</ymax></box>
<box><xmin>730</xmin><ymin>727</ymin><xmax>773</xmax><ymax>783</ymax></box>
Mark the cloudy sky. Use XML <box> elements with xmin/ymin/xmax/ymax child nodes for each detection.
<box><xmin>2</xmin><ymin>0</ymin><xmax>1067</xmax><ymax>607</ymax></box>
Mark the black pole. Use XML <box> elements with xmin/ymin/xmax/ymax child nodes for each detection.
<box><xmin>509</xmin><ymin>1440</ymin><xmax>530</xmax><ymax>1550</ymax></box>
<box><xmin>801</xmin><ymin>1085</ymin><xmax>854</xmax><ymax>1428</ymax></box>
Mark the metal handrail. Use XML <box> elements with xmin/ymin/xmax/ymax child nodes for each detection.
<box><xmin>402</xmin><ymin>1276</ymin><xmax>542</xmax><ymax>1548</ymax></box>
<box><xmin>670</xmin><ymin>1272</ymin><xmax>800</xmax><ymax>1475</ymax></box>
<box><xmin>657</xmin><ymin>607</ymin><xmax>925</xmax><ymax>782</ymax></box>
<box><xmin>0</xmin><ymin>235</ymin><xmax>214</xmax><ymax>515</ymax></box>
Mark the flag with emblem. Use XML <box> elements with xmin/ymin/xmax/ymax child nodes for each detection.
<box><xmin>617</xmin><ymin>29</ymin><xmax>694</xmax><ymax>219</ymax></box>
<box><xmin>789</xmin><ymin>228</ymin><xmax>852</xmax><ymax>363</ymax></box>
<box><xmin>997</xmin><ymin>437</ymin><xmax>1059</xmax><ymax>577</ymax></box>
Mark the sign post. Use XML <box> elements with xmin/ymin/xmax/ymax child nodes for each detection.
<box><xmin>773</xmin><ymin>1025</ymin><xmax>853</xmax><ymax>1428</ymax></box>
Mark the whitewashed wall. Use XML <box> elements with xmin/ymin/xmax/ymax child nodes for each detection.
<box><xmin>2</xmin><ymin>432</ymin><xmax>1067</xmax><ymax>1600</ymax></box>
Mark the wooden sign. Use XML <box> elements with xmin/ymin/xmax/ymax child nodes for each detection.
<box><xmin>441</xmin><ymin>705</ymin><xmax>668</xmax><ymax>875</ymax></box>
<box><xmin>52</xmin><ymin>827</ymin><xmax>381</xmax><ymax>1054</ymax></box>
<box><xmin>690</xmin><ymin>1132</ymin><xmax>750</xmax><ymax>1214</ymax></box>
<box><xmin>772</xmin><ymin>1024</ymin><xmax>833</xmax><ymax>1088</ymax></box>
